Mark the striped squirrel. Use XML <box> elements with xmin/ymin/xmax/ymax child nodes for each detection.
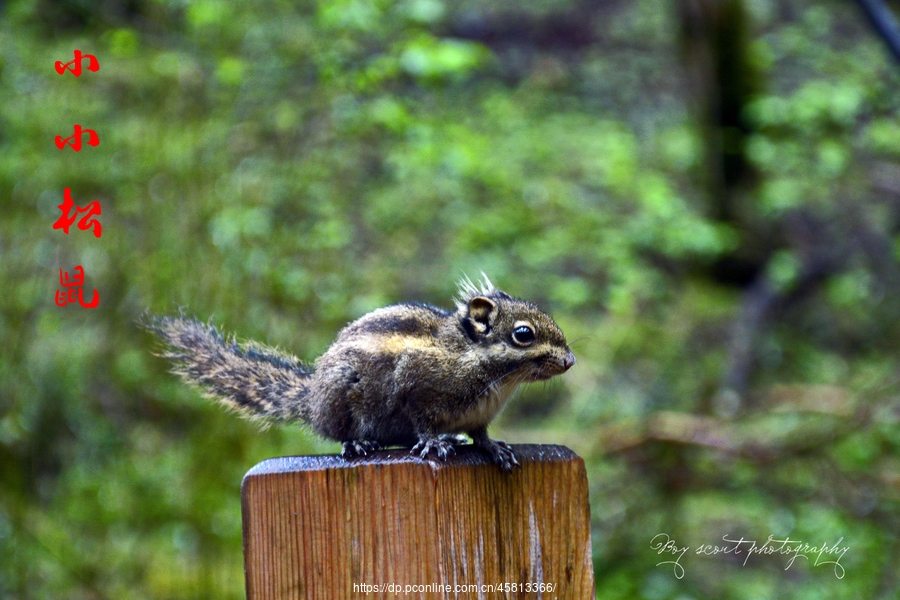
<box><xmin>145</xmin><ymin>275</ymin><xmax>575</xmax><ymax>471</ymax></box>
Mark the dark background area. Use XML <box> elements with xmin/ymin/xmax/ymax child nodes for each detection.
<box><xmin>2</xmin><ymin>0</ymin><xmax>900</xmax><ymax>597</ymax></box>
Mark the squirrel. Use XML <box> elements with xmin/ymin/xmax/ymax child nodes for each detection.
<box><xmin>144</xmin><ymin>275</ymin><xmax>575</xmax><ymax>471</ymax></box>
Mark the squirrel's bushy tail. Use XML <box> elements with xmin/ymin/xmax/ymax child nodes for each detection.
<box><xmin>145</xmin><ymin>315</ymin><xmax>312</xmax><ymax>423</ymax></box>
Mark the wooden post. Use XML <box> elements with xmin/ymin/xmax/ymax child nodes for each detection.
<box><xmin>241</xmin><ymin>444</ymin><xmax>594</xmax><ymax>599</ymax></box>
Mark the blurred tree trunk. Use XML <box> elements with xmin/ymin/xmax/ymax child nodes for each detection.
<box><xmin>677</xmin><ymin>0</ymin><xmax>771</xmax><ymax>410</ymax></box>
<box><xmin>676</xmin><ymin>0</ymin><xmax>759</xmax><ymax>224</ymax></box>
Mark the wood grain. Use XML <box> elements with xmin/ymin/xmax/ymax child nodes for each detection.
<box><xmin>241</xmin><ymin>444</ymin><xmax>593</xmax><ymax>599</ymax></box>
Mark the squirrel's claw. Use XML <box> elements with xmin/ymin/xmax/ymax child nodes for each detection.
<box><xmin>341</xmin><ymin>439</ymin><xmax>381</xmax><ymax>458</ymax></box>
<box><xmin>411</xmin><ymin>436</ymin><xmax>456</xmax><ymax>461</ymax></box>
<box><xmin>438</xmin><ymin>433</ymin><xmax>468</xmax><ymax>446</ymax></box>
<box><xmin>475</xmin><ymin>437</ymin><xmax>520</xmax><ymax>472</ymax></box>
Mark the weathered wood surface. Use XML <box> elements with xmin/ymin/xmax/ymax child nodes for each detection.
<box><xmin>241</xmin><ymin>444</ymin><xmax>594</xmax><ymax>599</ymax></box>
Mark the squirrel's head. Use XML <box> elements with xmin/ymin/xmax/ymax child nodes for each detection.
<box><xmin>455</xmin><ymin>274</ymin><xmax>576</xmax><ymax>382</ymax></box>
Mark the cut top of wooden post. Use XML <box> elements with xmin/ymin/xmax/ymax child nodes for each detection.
<box><xmin>242</xmin><ymin>444</ymin><xmax>593</xmax><ymax>599</ymax></box>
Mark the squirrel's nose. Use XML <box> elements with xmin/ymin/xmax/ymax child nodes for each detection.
<box><xmin>563</xmin><ymin>351</ymin><xmax>576</xmax><ymax>371</ymax></box>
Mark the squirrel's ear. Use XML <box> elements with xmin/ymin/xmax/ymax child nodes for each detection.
<box><xmin>467</xmin><ymin>296</ymin><xmax>497</xmax><ymax>335</ymax></box>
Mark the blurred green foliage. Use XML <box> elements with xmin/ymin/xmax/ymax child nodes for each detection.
<box><xmin>1</xmin><ymin>0</ymin><xmax>900</xmax><ymax>598</ymax></box>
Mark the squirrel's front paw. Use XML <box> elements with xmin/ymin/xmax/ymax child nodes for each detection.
<box><xmin>439</xmin><ymin>433</ymin><xmax>468</xmax><ymax>446</ymax></box>
<box><xmin>341</xmin><ymin>439</ymin><xmax>381</xmax><ymax>458</ymax></box>
<box><xmin>475</xmin><ymin>438</ymin><xmax>519</xmax><ymax>472</ymax></box>
<box><xmin>411</xmin><ymin>436</ymin><xmax>456</xmax><ymax>461</ymax></box>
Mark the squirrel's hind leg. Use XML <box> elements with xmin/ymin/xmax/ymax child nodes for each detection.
<box><xmin>468</xmin><ymin>426</ymin><xmax>519</xmax><ymax>472</ymax></box>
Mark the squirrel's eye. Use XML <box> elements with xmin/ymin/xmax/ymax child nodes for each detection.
<box><xmin>512</xmin><ymin>325</ymin><xmax>535</xmax><ymax>346</ymax></box>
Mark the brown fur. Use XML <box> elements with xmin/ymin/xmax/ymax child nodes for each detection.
<box><xmin>145</xmin><ymin>276</ymin><xmax>575</xmax><ymax>470</ymax></box>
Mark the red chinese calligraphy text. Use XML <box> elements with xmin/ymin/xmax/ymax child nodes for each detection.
<box><xmin>53</xmin><ymin>188</ymin><xmax>102</xmax><ymax>238</ymax></box>
<box><xmin>55</xmin><ymin>50</ymin><xmax>100</xmax><ymax>77</ymax></box>
<box><xmin>56</xmin><ymin>266</ymin><xmax>99</xmax><ymax>309</ymax></box>
<box><xmin>55</xmin><ymin>124</ymin><xmax>99</xmax><ymax>152</ymax></box>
